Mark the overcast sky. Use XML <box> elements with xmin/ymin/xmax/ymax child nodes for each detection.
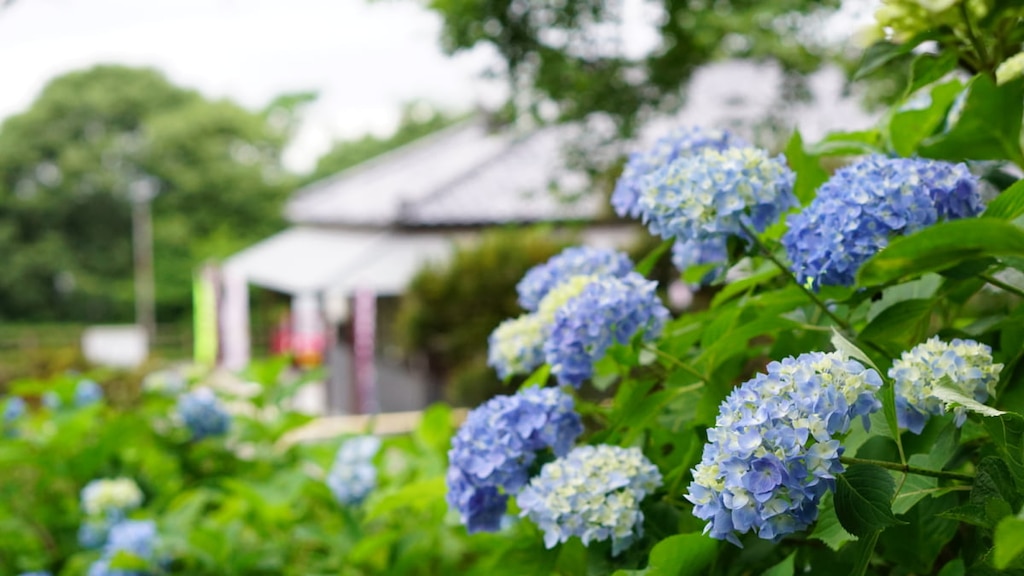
<box><xmin>0</xmin><ymin>0</ymin><xmax>508</xmax><ymax>171</ymax></box>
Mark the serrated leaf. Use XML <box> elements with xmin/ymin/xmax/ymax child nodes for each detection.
<box><xmin>830</xmin><ymin>329</ymin><xmax>882</xmax><ymax>374</ymax></box>
<box><xmin>835</xmin><ymin>464</ymin><xmax>904</xmax><ymax>537</ymax></box>
<box><xmin>857</xmin><ymin>219</ymin><xmax>1024</xmax><ymax>286</ymax></box>
<box><xmin>994</xmin><ymin>515</ymin><xmax>1024</xmax><ymax>569</ymax></box>
<box><xmin>930</xmin><ymin>385</ymin><xmax>1006</xmax><ymax>418</ymax></box>
<box><xmin>811</xmin><ymin>491</ymin><xmax>858</xmax><ymax>550</ymax></box>
<box><xmin>984</xmin><ymin>178</ymin><xmax>1024</xmax><ymax>220</ymax></box>
<box><xmin>984</xmin><ymin>413</ymin><xmax>1024</xmax><ymax>483</ymax></box>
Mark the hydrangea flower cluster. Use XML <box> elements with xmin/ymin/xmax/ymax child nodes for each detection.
<box><xmin>177</xmin><ymin>387</ymin><xmax>231</xmax><ymax>440</ymax></box>
<box><xmin>889</xmin><ymin>337</ymin><xmax>1003</xmax><ymax>434</ymax></box>
<box><xmin>87</xmin><ymin>520</ymin><xmax>158</xmax><ymax>576</ymax></box>
<box><xmin>75</xmin><ymin>379</ymin><xmax>104</xmax><ymax>407</ymax></box>
<box><xmin>487</xmin><ymin>315</ymin><xmax>547</xmax><ymax>380</ymax></box>
<box><xmin>671</xmin><ymin>237</ymin><xmax>729</xmax><ymax>278</ymax></box>
<box><xmin>783</xmin><ymin>156</ymin><xmax>982</xmax><ymax>289</ymax></box>
<box><xmin>638</xmin><ymin>147</ymin><xmax>796</xmax><ymax>248</ymax></box>
<box><xmin>686</xmin><ymin>352</ymin><xmax>883</xmax><ymax>546</ymax></box>
<box><xmin>326</xmin><ymin>435</ymin><xmax>382</xmax><ymax>505</ymax></box>
<box><xmin>447</xmin><ymin>386</ymin><xmax>583</xmax><ymax>533</ymax></box>
<box><xmin>613</xmin><ymin>126</ymin><xmax>750</xmax><ymax>219</ymax></box>
<box><xmin>515</xmin><ymin>246</ymin><xmax>633</xmax><ymax>312</ymax></box>
<box><xmin>4</xmin><ymin>396</ymin><xmax>25</xmax><ymax>423</ymax></box>
<box><xmin>545</xmin><ymin>272</ymin><xmax>669</xmax><ymax>388</ymax></box>
<box><xmin>516</xmin><ymin>444</ymin><xmax>662</xmax><ymax>555</ymax></box>
<box><xmin>81</xmin><ymin>478</ymin><xmax>144</xmax><ymax>520</ymax></box>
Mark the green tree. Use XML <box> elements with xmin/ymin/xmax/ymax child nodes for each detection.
<box><xmin>0</xmin><ymin>65</ymin><xmax>296</xmax><ymax>323</ymax></box>
<box><xmin>427</xmin><ymin>0</ymin><xmax>842</xmax><ymax>136</ymax></box>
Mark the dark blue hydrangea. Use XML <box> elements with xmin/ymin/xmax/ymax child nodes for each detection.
<box><xmin>889</xmin><ymin>337</ymin><xmax>1003</xmax><ymax>434</ymax></box>
<box><xmin>638</xmin><ymin>147</ymin><xmax>797</xmax><ymax>247</ymax></box>
<box><xmin>783</xmin><ymin>156</ymin><xmax>982</xmax><ymax>289</ymax></box>
<box><xmin>686</xmin><ymin>352</ymin><xmax>883</xmax><ymax>546</ymax></box>
<box><xmin>446</xmin><ymin>386</ymin><xmax>583</xmax><ymax>533</ymax></box>
<box><xmin>75</xmin><ymin>379</ymin><xmax>104</xmax><ymax>407</ymax></box>
<box><xmin>517</xmin><ymin>444</ymin><xmax>663</xmax><ymax>555</ymax></box>
<box><xmin>613</xmin><ymin>126</ymin><xmax>750</xmax><ymax>219</ymax></box>
<box><xmin>87</xmin><ymin>520</ymin><xmax>157</xmax><ymax>576</ymax></box>
<box><xmin>544</xmin><ymin>272</ymin><xmax>669</xmax><ymax>388</ymax></box>
<box><xmin>177</xmin><ymin>388</ymin><xmax>230</xmax><ymax>440</ymax></box>
<box><xmin>516</xmin><ymin>246</ymin><xmax>633</xmax><ymax>312</ymax></box>
<box><xmin>326</xmin><ymin>435</ymin><xmax>381</xmax><ymax>505</ymax></box>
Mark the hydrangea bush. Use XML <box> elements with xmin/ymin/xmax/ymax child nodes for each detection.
<box><xmin>7</xmin><ymin>7</ymin><xmax>1024</xmax><ymax>574</ymax></box>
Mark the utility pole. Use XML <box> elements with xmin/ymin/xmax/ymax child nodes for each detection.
<box><xmin>130</xmin><ymin>177</ymin><xmax>158</xmax><ymax>343</ymax></box>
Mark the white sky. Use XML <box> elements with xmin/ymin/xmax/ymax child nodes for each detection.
<box><xmin>0</xmin><ymin>0</ymin><xmax>507</xmax><ymax>171</ymax></box>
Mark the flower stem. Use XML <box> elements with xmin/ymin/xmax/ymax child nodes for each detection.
<box><xmin>840</xmin><ymin>456</ymin><xmax>974</xmax><ymax>482</ymax></box>
<box><xmin>739</xmin><ymin>223</ymin><xmax>852</xmax><ymax>332</ymax></box>
<box><xmin>980</xmin><ymin>273</ymin><xmax>1024</xmax><ymax>299</ymax></box>
<box><xmin>643</xmin><ymin>343</ymin><xmax>708</xmax><ymax>383</ymax></box>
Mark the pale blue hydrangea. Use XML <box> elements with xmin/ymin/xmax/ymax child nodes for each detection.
<box><xmin>3</xmin><ymin>396</ymin><xmax>25</xmax><ymax>423</ymax></box>
<box><xmin>516</xmin><ymin>444</ymin><xmax>662</xmax><ymax>555</ymax></box>
<box><xmin>889</xmin><ymin>337</ymin><xmax>1003</xmax><ymax>434</ymax></box>
<box><xmin>42</xmin><ymin>391</ymin><xmax>61</xmax><ymax>411</ymax></box>
<box><xmin>177</xmin><ymin>387</ymin><xmax>230</xmax><ymax>440</ymax></box>
<box><xmin>613</xmin><ymin>126</ymin><xmax>750</xmax><ymax>218</ymax></box>
<box><xmin>488</xmin><ymin>275</ymin><xmax>600</xmax><ymax>379</ymax></box>
<box><xmin>783</xmin><ymin>156</ymin><xmax>982</xmax><ymax>289</ymax></box>
<box><xmin>516</xmin><ymin>246</ymin><xmax>633</xmax><ymax>312</ymax></box>
<box><xmin>544</xmin><ymin>272</ymin><xmax>669</xmax><ymax>388</ymax></box>
<box><xmin>686</xmin><ymin>352</ymin><xmax>883</xmax><ymax>546</ymax></box>
<box><xmin>671</xmin><ymin>237</ymin><xmax>729</xmax><ymax>279</ymax></box>
<box><xmin>87</xmin><ymin>520</ymin><xmax>157</xmax><ymax>576</ymax></box>
<box><xmin>326</xmin><ymin>435</ymin><xmax>381</xmax><ymax>505</ymax></box>
<box><xmin>78</xmin><ymin>519</ymin><xmax>109</xmax><ymax>549</ymax></box>
<box><xmin>81</xmin><ymin>478</ymin><xmax>144</xmax><ymax>520</ymax></box>
<box><xmin>75</xmin><ymin>379</ymin><xmax>104</xmax><ymax>407</ymax></box>
<box><xmin>638</xmin><ymin>147</ymin><xmax>796</xmax><ymax>248</ymax></box>
<box><xmin>446</xmin><ymin>386</ymin><xmax>583</xmax><ymax>533</ymax></box>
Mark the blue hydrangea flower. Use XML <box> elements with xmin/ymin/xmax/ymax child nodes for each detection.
<box><xmin>638</xmin><ymin>147</ymin><xmax>797</xmax><ymax>248</ymax></box>
<box><xmin>544</xmin><ymin>272</ymin><xmax>669</xmax><ymax>388</ymax></box>
<box><xmin>88</xmin><ymin>520</ymin><xmax>157</xmax><ymax>576</ymax></box>
<box><xmin>686</xmin><ymin>352</ymin><xmax>883</xmax><ymax>546</ymax></box>
<box><xmin>446</xmin><ymin>386</ymin><xmax>583</xmax><ymax>533</ymax></box>
<box><xmin>75</xmin><ymin>379</ymin><xmax>104</xmax><ymax>407</ymax></box>
<box><xmin>671</xmin><ymin>237</ymin><xmax>730</xmax><ymax>279</ymax></box>
<box><xmin>177</xmin><ymin>387</ymin><xmax>230</xmax><ymax>440</ymax></box>
<box><xmin>889</xmin><ymin>337</ymin><xmax>1003</xmax><ymax>434</ymax></box>
<box><xmin>516</xmin><ymin>444</ymin><xmax>663</xmax><ymax>555</ymax></box>
<box><xmin>3</xmin><ymin>396</ymin><xmax>25</xmax><ymax>423</ymax></box>
<box><xmin>613</xmin><ymin>126</ymin><xmax>750</xmax><ymax>218</ymax></box>
<box><xmin>326</xmin><ymin>435</ymin><xmax>381</xmax><ymax>505</ymax></box>
<box><xmin>78</xmin><ymin>519</ymin><xmax>110</xmax><ymax>549</ymax></box>
<box><xmin>488</xmin><ymin>275</ymin><xmax>600</xmax><ymax>379</ymax></box>
<box><xmin>81</xmin><ymin>478</ymin><xmax>144</xmax><ymax>520</ymax></box>
<box><xmin>783</xmin><ymin>156</ymin><xmax>982</xmax><ymax>289</ymax></box>
<box><xmin>516</xmin><ymin>247</ymin><xmax>633</xmax><ymax>311</ymax></box>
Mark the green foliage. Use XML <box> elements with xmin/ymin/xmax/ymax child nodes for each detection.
<box><xmin>395</xmin><ymin>227</ymin><xmax>573</xmax><ymax>405</ymax></box>
<box><xmin>0</xmin><ymin>65</ymin><xmax>293</xmax><ymax>323</ymax></box>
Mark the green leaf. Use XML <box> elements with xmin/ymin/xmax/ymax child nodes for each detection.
<box><xmin>804</xmin><ymin>130</ymin><xmax>883</xmax><ymax>156</ymax></box>
<box><xmin>983</xmin><ymin>178</ymin><xmax>1024</xmax><ymax>220</ymax></box>
<box><xmin>643</xmin><ymin>533</ymin><xmax>718</xmax><ymax>576</ymax></box>
<box><xmin>888</xmin><ymin>80</ymin><xmax>963</xmax><ymax>157</ymax></box>
<box><xmin>892</xmin><ymin>457</ymin><xmax>937</xmax><ymax>515</ymax></box>
<box><xmin>857</xmin><ymin>219</ymin><xmax>1024</xmax><ymax>286</ymax></box>
<box><xmin>994</xmin><ymin>515</ymin><xmax>1024</xmax><ymax>569</ymax></box>
<box><xmin>830</xmin><ymin>329</ymin><xmax>882</xmax><ymax>374</ymax></box>
<box><xmin>879</xmin><ymin>493</ymin><xmax>959</xmax><ymax>574</ymax></box>
<box><xmin>905</xmin><ymin>51</ymin><xmax>958</xmax><ymax>97</ymax></box>
<box><xmin>930</xmin><ymin>386</ymin><xmax>1006</xmax><ymax>418</ymax></box>
<box><xmin>835</xmin><ymin>464</ymin><xmax>904</xmax><ymax>537</ymax></box>
<box><xmin>811</xmin><ymin>491</ymin><xmax>858</xmax><ymax>550</ymax></box>
<box><xmin>983</xmin><ymin>413</ymin><xmax>1024</xmax><ymax>484</ymax></box>
<box><xmin>846</xmin><ymin>530</ymin><xmax>881</xmax><ymax>576</ymax></box>
<box><xmin>762</xmin><ymin>552</ymin><xmax>796</xmax><ymax>576</ymax></box>
<box><xmin>785</xmin><ymin>131</ymin><xmax>829</xmax><ymax>206</ymax></box>
<box><xmin>859</xmin><ymin>298</ymin><xmax>934</xmax><ymax>356</ymax></box>
<box><xmin>854</xmin><ymin>34</ymin><xmax>939</xmax><ymax>80</ymax></box>
<box><xmin>637</xmin><ymin>239</ymin><xmax>673</xmax><ymax>277</ymax></box>
<box><xmin>919</xmin><ymin>75</ymin><xmax>1024</xmax><ymax>164</ymax></box>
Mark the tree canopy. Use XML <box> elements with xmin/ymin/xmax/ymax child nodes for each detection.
<box><xmin>0</xmin><ymin>65</ymin><xmax>295</xmax><ymax>323</ymax></box>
